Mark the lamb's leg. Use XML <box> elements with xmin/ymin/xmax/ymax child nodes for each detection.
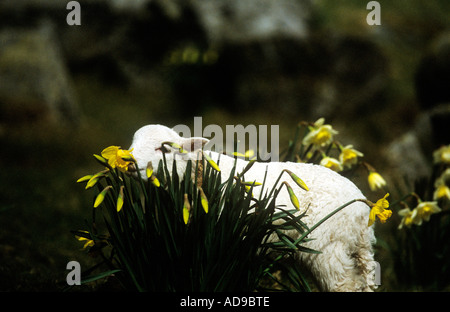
<box><xmin>300</xmin><ymin>239</ymin><xmax>376</xmax><ymax>292</ymax></box>
<box><xmin>352</xmin><ymin>228</ymin><xmax>378</xmax><ymax>291</ymax></box>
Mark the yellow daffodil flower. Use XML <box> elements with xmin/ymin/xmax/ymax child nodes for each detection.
<box><xmin>398</xmin><ymin>200</ymin><xmax>441</xmax><ymax>229</ymax></box>
<box><xmin>368</xmin><ymin>193</ymin><xmax>392</xmax><ymax>226</ymax></box>
<box><xmin>433</xmin><ymin>145</ymin><xmax>450</xmax><ymax>165</ymax></box>
<box><xmin>434</xmin><ymin>185</ymin><xmax>450</xmax><ymax>201</ymax></box>
<box><xmin>339</xmin><ymin>145</ymin><xmax>364</xmax><ymax>168</ymax></box>
<box><xmin>398</xmin><ymin>207</ymin><xmax>414</xmax><ymax>229</ymax></box>
<box><xmin>302</xmin><ymin>118</ymin><xmax>338</xmax><ymax>147</ymax></box>
<box><xmin>101</xmin><ymin>146</ymin><xmax>135</xmax><ymax>172</ymax></box>
<box><xmin>434</xmin><ymin>168</ymin><xmax>450</xmax><ymax>201</ymax></box>
<box><xmin>368</xmin><ymin>171</ymin><xmax>387</xmax><ymax>191</ymax></box>
<box><xmin>75</xmin><ymin>231</ymin><xmax>95</xmax><ymax>250</ymax></box>
<box><xmin>78</xmin><ymin>237</ymin><xmax>95</xmax><ymax>250</ymax></box>
<box><xmin>412</xmin><ymin>201</ymin><xmax>441</xmax><ymax>225</ymax></box>
<box><xmin>320</xmin><ymin>156</ymin><xmax>343</xmax><ymax>172</ymax></box>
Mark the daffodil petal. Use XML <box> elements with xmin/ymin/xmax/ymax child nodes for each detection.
<box><xmin>368</xmin><ymin>193</ymin><xmax>391</xmax><ymax>226</ymax></box>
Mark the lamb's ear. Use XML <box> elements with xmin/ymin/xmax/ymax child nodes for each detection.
<box><xmin>181</xmin><ymin>137</ymin><xmax>209</xmax><ymax>152</ymax></box>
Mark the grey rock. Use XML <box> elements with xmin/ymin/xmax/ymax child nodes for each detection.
<box><xmin>0</xmin><ymin>21</ymin><xmax>80</xmax><ymax>127</ymax></box>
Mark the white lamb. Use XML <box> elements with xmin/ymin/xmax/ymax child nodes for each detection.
<box><xmin>128</xmin><ymin>124</ymin><xmax>377</xmax><ymax>292</ymax></box>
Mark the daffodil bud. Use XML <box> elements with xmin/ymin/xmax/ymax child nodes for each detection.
<box><xmin>77</xmin><ymin>175</ymin><xmax>93</xmax><ymax>183</ymax></box>
<box><xmin>244</xmin><ymin>185</ymin><xmax>254</xmax><ymax>197</ymax></box>
<box><xmin>145</xmin><ymin>161</ymin><xmax>160</xmax><ymax>187</ymax></box>
<box><xmin>86</xmin><ymin>177</ymin><xmax>100</xmax><ymax>189</ymax></box>
<box><xmin>146</xmin><ymin>161</ymin><xmax>154</xmax><ymax>179</ymax></box>
<box><xmin>198</xmin><ymin>187</ymin><xmax>208</xmax><ymax>214</ymax></box>
<box><xmin>232</xmin><ymin>150</ymin><xmax>255</xmax><ymax>159</ymax></box>
<box><xmin>283</xmin><ymin>169</ymin><xmax>309</xmax><ymax>191</ymax></box>
<box><xmin>283</xmin><ymin>182</ymin><xmax>300</xmax><ymax>210</ymax></box>
<box><xmin>162</xmin><ymin>141</ymin><xmax>188</xmax><ymax>154</ymax></box>
<box><xmin>239</xmin><ymin>180</ymin><xmax>262</xmax><ymax>187</ymax></box>
<box><xmin>94</xmin><ymin>185</ymin><xmax>112</xmax><ymax>208</ymax></box>
<box><xmin>146</xmin><ymin>162</ymin><xmax>158</xmax><ymax>186</ymax></box>
<box><xmin>116</xmin><ymin>186</ymin><xmax>124</xmax><ymax>212</ymax></box>
<box><xmin>93</xmin><ymin>154</ymin><xmax>109</xmax><ymax>166</ymax></box>
<box><xmin>85</xmin><ymin>170</ymin><xmax>108</xmax><ymax>189</ymax></box>
<box><xmin>183</xmin><ymin>194</ymin><xmax>191</xmax><ymax>224</ymax></box>
<box><xmin>202</xmin><ymin>152</ymin><xmax>220</xmax><ymax>172</ymax></box>
<box><xmin>151</xmin><ymin>176</ymin><xmax>161</xmax><ymax>187</ymax></box>
<box><xmin>244</xmin><ymin>150</ymin><xmax>255</xmax><ymax>159</ymax></box>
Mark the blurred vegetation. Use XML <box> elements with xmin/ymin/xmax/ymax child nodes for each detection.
<box><xmin>1</xmin><ymin>0</ymin><xmax>449</xmax><ymax>291</ymax></box>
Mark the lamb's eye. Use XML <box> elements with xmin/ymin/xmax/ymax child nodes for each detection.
<box><xmin>156</xmin><ymin>145</ymin><xmax>171</xmax><ymax>154</ymax></box>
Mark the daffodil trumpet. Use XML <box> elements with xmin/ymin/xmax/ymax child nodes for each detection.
<box><xmin>101</xmin><ymin>146</ymin><xmax>136</xmax><ymax>172</ymax></box>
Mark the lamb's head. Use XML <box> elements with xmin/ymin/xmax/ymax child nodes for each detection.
<box><xmin>128</xmin><ymin>124</ymin><xmax>209</xmax><ymax>179</ymax></box>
